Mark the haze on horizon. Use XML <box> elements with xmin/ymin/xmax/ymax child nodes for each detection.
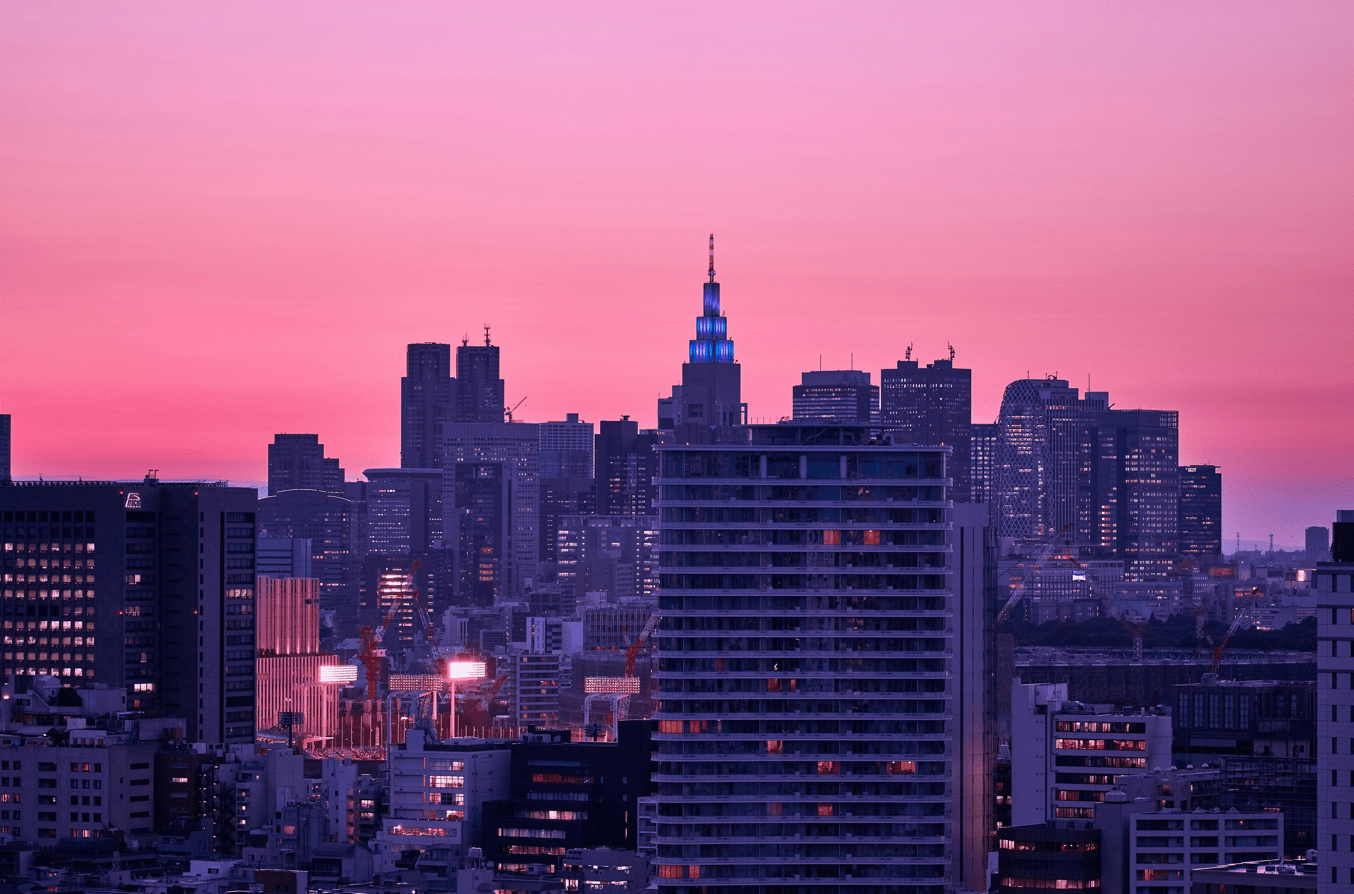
<box><xmin>1</xmin><ymin>3</ymin><xmax>1351</xmax><ymax>544</ymax></box>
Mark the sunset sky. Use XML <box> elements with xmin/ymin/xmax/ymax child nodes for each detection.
<box><xmin>2</xmin><ymin>4</ymin><xmax>1351</xmax><ymax>546</ymax></box>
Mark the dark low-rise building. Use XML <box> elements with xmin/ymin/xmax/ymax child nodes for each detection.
<box><xmin>995</xmin><ymin>821</ymin><xmax>1101</xmax><ymax>894</ymax></box>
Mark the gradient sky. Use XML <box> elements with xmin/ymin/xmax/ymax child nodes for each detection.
<box><xmin>2</xmin><ymin>4</ymin><xmax>1351</xmax><ymax>547</ymax></box>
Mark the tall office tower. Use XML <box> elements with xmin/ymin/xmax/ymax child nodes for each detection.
<box><xmin>880</xmin><ymin>358</ymin><xmax>973</xmax><ymax>502</ymax></box>
<box><xmin>267</xmin><ymin>434</ymin><xmax>345</xmax><ymax>495</ymax></box>
<box><xmin>971</xmin><ymin>422</ymin><xmax>1000</xmax><ymax>508</ymax></box>
<box><xmin>363</xmin><ymin>467</ymin><xmax>444</xmax><ymax>554</ymax></box>
<box><xmin>254</xmin><ymin>576</ymin><xmax>341</xmax><ymax>747</ymax></box>
<box><xmin>539</xmin><ymin>476</ymin><xmax>595</xmax><ymax>568</ymax></box>
<box><xmin>451</xmin><ymin>462</ymin><xmax>511</xmax><ymax>608</ymax></box>
<box><xmin>401</xmin><ymin>343</ymin><xmax>456</xmax><ymax>469</ymax></box>
<box><xmin>539</xmin><ymin>413</ymin><xmax>595</xmax><ymax>478</ymax></box>
<box><xmin>995</xmin><ymin>378</ymin><xmax>1108</xmax><ymax>541</ymax></box>
<box><xmin>442</xmin><ymin>422</ymin><xmax>540</xmax><ymax>595</ymax></box>
<box><xmin>653</xmin><ymin>424</ymin><xmax>994</xmax><ymax>893</ymax></box>
<box><xmin>1317</xmin><ymin>511</ymin><xmax>1354</xmax><ymax>894</ymax></box>
<box><xmin>257</xmin><ymin>488</ymin><xmax>364</xmax><ymax>622</ymax></box>
<box><xmin>0</xmin><ymin>413</ymin><xmax>10</xmax><ymax>482</ymax></box>
<box><xmin>656</xmin><ymin>236</ymin><xmax>747</xmax><ymax>441</ymax></box>
<box><xmin>791</xmin><ymin>369</ymin><xmax>878</xmax><ymax>423</ymax></box>
<box><xmin>595</xmin><ymin>418</ymin><xmax>660</xmax><ymax>516</ymax></box>
<box><xmin>0</xmin><ymin>480</ymin><xmax>257</xmax><ymax>744</ymax></box>
<box><xmin>1307</xmin><ymin>525</ymin><xmax>1331</xmax><ymax>562</ymax></box>
<box><xmin>1178</xmin><ymin>464</ymin><xmax>1222</xmax><ymax>565</ymax></box>
<box><xmin>256</xmin><ymin>536</ymin><xmax>314</xmax><ymax>578</ymax></box>
<box><xmin>1078</xmin><ymin>410</ymin><xmax>1180</xmax><ymax>579</ymax></box>
<box><xmin>456</xmin><ymin>330</ymin><xmax>506</xmax><ymax>424</ymax></box>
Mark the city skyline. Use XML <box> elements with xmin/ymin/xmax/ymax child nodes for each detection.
<box><xmin>3</xmin><ymin>4</ymin><xmax>1351</xmax><ymax>544</ymax></box>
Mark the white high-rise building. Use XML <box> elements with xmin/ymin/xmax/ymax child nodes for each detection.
<box><xmin>652</xmin><ymin>424</ymin><xmax>994</xmax><ymax>893</ymax></box>
<box><xmin>539</xmin><ymin>414</ymin><xmax>595</xmax><ymax>479</ymax></box>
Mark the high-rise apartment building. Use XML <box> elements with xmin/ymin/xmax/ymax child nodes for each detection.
<box><xmin>255</xmin><ymin>576</ymin><xmax>341</xmax><ymax>748</ymax></box>
<box><xmin>442</xmin><ymin>422</ymin><xmax>540</xmax><ymax>595</ymax></box>
<box><xmin>971</xmin><ymin>422</ymin><xmax>1000</xmax><ymax>509</ymax></box>
<box><xmin>652</xmin><ymin>424</ymin><xmax>993</xmax><ymax>892</ymax></box>
<box><xmin>1317</xmin><ymin>510</ymin><xmax>1354</xmax><ymax>894</ymax></box>
<box><xmin>1178</xmin><ymin>464</ymin><xmax>1222</xmax><ymax>564</ymax></box>
<box><xmin>267</xmin><ymin>434</ymin><xmax>345</xmax><ymax>495</ymax></box>
<box><xmin>401</xmin><ymin>343</ymin><xmax>456</xmax><ymax>469</ymax></box>
<box><xmin>881</xmin><ymin>358</ymin><xmax>973</xmax><ymax>502</ymax></box>
<box><xmin>0</xmin><ymin>413</ymin><xmax>10</xmax><ymax>482</ymax></box>
<box><xmin>456</xmin><ymin>332</ymin><xmax>506</xmax><ymax>424</ymax></box>
<box><xmin>0</xmin><ymin>480</ymin><xmax>257</xmax><ymax>744</ymax></box>
<box><xmin>540</xmin><ymin>413</ymin><xmax>595</xmax><ymax>479</ymax></box>
<box><xmin>656</xmin><ymin>236</ymin><xmax>746</xmax><ymax>441</ymax></box>
<box><xmin>595</xmin><ymin>418</ymin><xmax>659</xmax><ymax>516</ymax></box>
<box><xmin>791</xmin><ymin>369</ymin><xmax>877</xmax><ymax>424</ymax></box>
<box><xmin>363</xmin><ymin>467</ymin><xmax>444</xmax><ymax>554</ymax></box>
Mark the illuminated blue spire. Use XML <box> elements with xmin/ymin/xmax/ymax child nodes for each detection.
<box><xmin>689</xmin><ymin>234</ymin><xmax>735</xmax><ymax>363</ymax></box>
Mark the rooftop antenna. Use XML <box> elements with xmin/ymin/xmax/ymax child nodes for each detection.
<box><xmin>850</xmin><ymin>353</ymin><xmax>854</xmax><ymax>370</ymax></box>
<box><xmin>948</xmin><ymin>342</ymin><xmax>955</xmax><ymax>362</ymax></box>
<box><xmin>708</xmin><ymin>233</ymin><xmax>716</xmax><ymax>283</ymax></box>
<box><xmin>483</xmin><ymin>325</ymin><xmax>491</xmax><ymax>346</ymax></box>
<box><xmin>462</xmin><ymin>334</ymin><xmax>469</xmax><ymax>347</ymax></box>
<box><xmin>904</xmin><ymin>344</ymin><xmax>912</xmax><ymax>361</ymax></box>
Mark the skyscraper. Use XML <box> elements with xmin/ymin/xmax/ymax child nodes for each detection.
<box><xmin>881</xmin><ymin>358</ymin><xmax>973</xmax><ymax>501</ymax></box>
<box><xmin>791</xmin><ymin>369</ymin><xmax>877</xmax><ymax>423</ymax></box>
<box><xmin>456</xmin><ymin>330</ymin><xmax>506</xmax><ymax>424</ymax></box>
<box><xmin>401</xmin><ymin>342</ymin><xmax>456</xmax><ymax>469</ymax></box>
<box><xmin>257</xmin><ymin>487</ymin><xmax>364</xmax><ymax>622</ymax></box>
<box><xmin>971</xmin><ymin>422</ymin><xmax>999</xmax><ymax>509</ymax></box>
<box><xmin>994</xmin><ymin>378</ymin><xmax>1107</xmax><ymax>541</ymax></box>
<box><xmin>539</xmin><ymin>413</ymin><xmax>594</xmax><ymax>478</ymax></box>
<box><xmin>0</xmin><ymin>413</ymin><xmax>10</xmax><ymax>482</ymax></box>
<box><xmin>595</xmin><ymin>418</ymin><xmax>659</xmax><ymax>516</ymax></box>
<box><xmin>1178</xmin><ymin>464</ymin><xmax>1222</xmax><ymax>564</ymax></box>
<box><xmin>267</xmin><ymin>434</ymin><xmax>345</xmax><ymax>495</ymax></box>
<box><xmin>653</xmin><ymin>424</ymin><xmax>993</xmax><ymax>892</ymax></box>
<box><xmin>442</xmin><ymin>422</ymin><xmax>540</xmax><ymax>594</ymax></box>
<box><xmin>0</xmin><ymin>480</ymin><xmax>257</xmax><ymax>744</ymax></box>
<box><xmin>363</xmin><ymin>467</ymin><xmax>445</xmax><ymax>554</ymax></box>
<box><xmin>1307</xmin><ymin>525</ymin><xmax>1330</xmax><ymax>562</ymax></box>
<box><xmin>451</xmin><ymin>461</ymin><xmax>510</xmax><ymax>607</ymax></box>
<box><xmin>1317</xmin><ymin>511</ymin><xmax>1354</xmax><ymax>893</ymax></box>
<box><xmin>656</xmin><ymin>235</ymin><xmax>746</xmax><ymax>441</ymax></box>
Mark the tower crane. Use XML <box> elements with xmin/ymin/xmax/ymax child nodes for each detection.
<box><xmin>1211</xmin><ymin>588</ymin><xmax>1262</xmax><ymax>675</ymax></box>
<box><xmin>584</xmin><ymin>614</ymin><xmax>660</xmax><ymax>741</ymax></box>
<box><xmin>505</xmin><ymin>397</ymin><xmax>528</xmax><ymax>423</ymax></box>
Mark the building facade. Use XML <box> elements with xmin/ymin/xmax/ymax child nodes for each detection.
<box><xmin>539</xmin><ymin>414</ymin><xmax>594</xmax><ymax>479</ymax></box>
<box><xmin>363</xmin><ymin>468</ymin><xmax>445</xmax><ymax>555</ymax></box>
<box><xmin>255</xmin><ymin>576</ymin><xmax>341</xmax><ymax>747</ymax></box>
<box><xmin>267</xmin><ymin>434</ymin><xmax>344</xmax><ymax>495</ymax></box>
<box><xmin>652</xmin><ymin>424</ymin><xmax>992</xmax><ymax>893</ymax></box>
<box><xmin>1316</xmin><ymin>511</ymin><xmax>1354</xmax><ymax>894</ymax></box>
<box><xmin>880</xmin><ymin>358</ymin><xmax>972</xmax><ymax>502</ymax></box>
<box><xmin>1178</xmin><ymin>465</ymin><xmax>1222</xmax><ymax>565</ymax></box>
<box><xmin>0</xmin><ymin>480</ymin><xmax>257</xmax><ymax>743</ymax></box>
<box><xmin>792</xmin><ymin>370</ymin><xmax>877</xmax><ymax>424</ymax></box>
<box><xmin>456</xmin><ymin>335</ymin><xmax>506</xmax><ymax>424</ymax></box>
<box><xmin>401</xmin><ymin>342</ymin><xmax>456</xmax><ymax>470</ymax></box>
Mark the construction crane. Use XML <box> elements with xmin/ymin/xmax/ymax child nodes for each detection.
<box><xmin>1211</xmin><ymin>588</ymin><xmax>1262</xmax><ymax>675</ymax></box>
<box><xmin>584</xmin><ymin>614</ymin><xmax>660</xmax><ymax>741</ymax></box>
<box><xmin>505</xmin><ymin>397</ymin><xmax>527</xmax><ymax>423</ymax></box>
<box><xmin>358</xmin><ymin>561</ymin><xmax>425</xmax><ymax>702</ymax></box>
<box><xmin>996</xmin><ymin>526</ymin><xmax>1074</xmax><ymax>625</ymax></box>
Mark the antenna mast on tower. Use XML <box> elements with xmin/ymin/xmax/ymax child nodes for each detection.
<box><xmin>708</xmin><ymin>234</ymin><xmax>716</xmax><ymax>283</ymax></box>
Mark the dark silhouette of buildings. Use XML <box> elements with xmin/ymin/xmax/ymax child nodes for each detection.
<box><xmin>267</xmin><ymin>434</ymin><xmax>344</xmax><ymax>495</ymax></box>
<box><xmin>539</xmin><ymin>414</ymin><xmax>594</xmax><ymax>479</ymax></box>
<box><xmin>0</xmin><ymin>413</ymin><xmax>10</xmax><ymax>482</ymax></box>
<box><xmin>1179</xmin><ymin>464</ymin><xmax>1223</xmax><ymax>565</ymax></box>
<box><xmin>972</xmin><ymin>421</ymin><xmax>999</xmax><ymax>509</ymax></box>
<box><xmin>656</xmin><ymin>235</ymin><xmax>746</xmax><ymax>441</ymax></box>
<box><xmin>363</xmin><ymin>467</ymin><xmax>444</xmax><ymax>554</ymax></box>
<box><xmin>451</xmin><ymin>461</ymin><xmax>510</xmax><ymax>607</ymax></box>
<box><xmin>257</xmin><ymin>487</ymin><xmax>365</xmax><ymax>623</ymax></box>
<box><xmin>791</xmin><ymin>369</ymin><xmax>877</xmax><ymax>423</ymax></box>
<box><xmin>401</xmin><ymin>343</ymin><xmax>456</xmax><ymax>469</ymax></box>
<box><xmin>594</xmin><ymin>418</ymin><xmax>658</xmax><ymax>516</ymax></box>
<box><xmin>539</xmin><ymin>476</ymin><xmax>595</xmax><ymax>568</ymax></box>
<box><xmin>1306</xmin><ymin>524</ymin><xmax>1330</xmax><ymax>562</ymax></box>
<box><xmin>881</xmin><ymin>357</ymin><xmax>973</xmax><ymax>501</ymax></box>
<box><xmin>456</xmin><ymin>330</ymin><xmax>506</xmax><ymax>424</ymax></box>
<box><xmin>0</xmin><ymin>479</ymin><xmax>257</xmax><ymax>743</ymax></box>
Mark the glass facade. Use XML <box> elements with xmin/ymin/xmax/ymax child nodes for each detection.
<box><xmin>653</xmin><ymin>425</ymin><xmax>959</xmax><ymax>893</ymax></box>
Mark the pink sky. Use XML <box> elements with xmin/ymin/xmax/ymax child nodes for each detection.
<box><xmin>2</xmin><ymin>4</ymin><xmax>1351</xmax><ymax>546</ymax></box>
